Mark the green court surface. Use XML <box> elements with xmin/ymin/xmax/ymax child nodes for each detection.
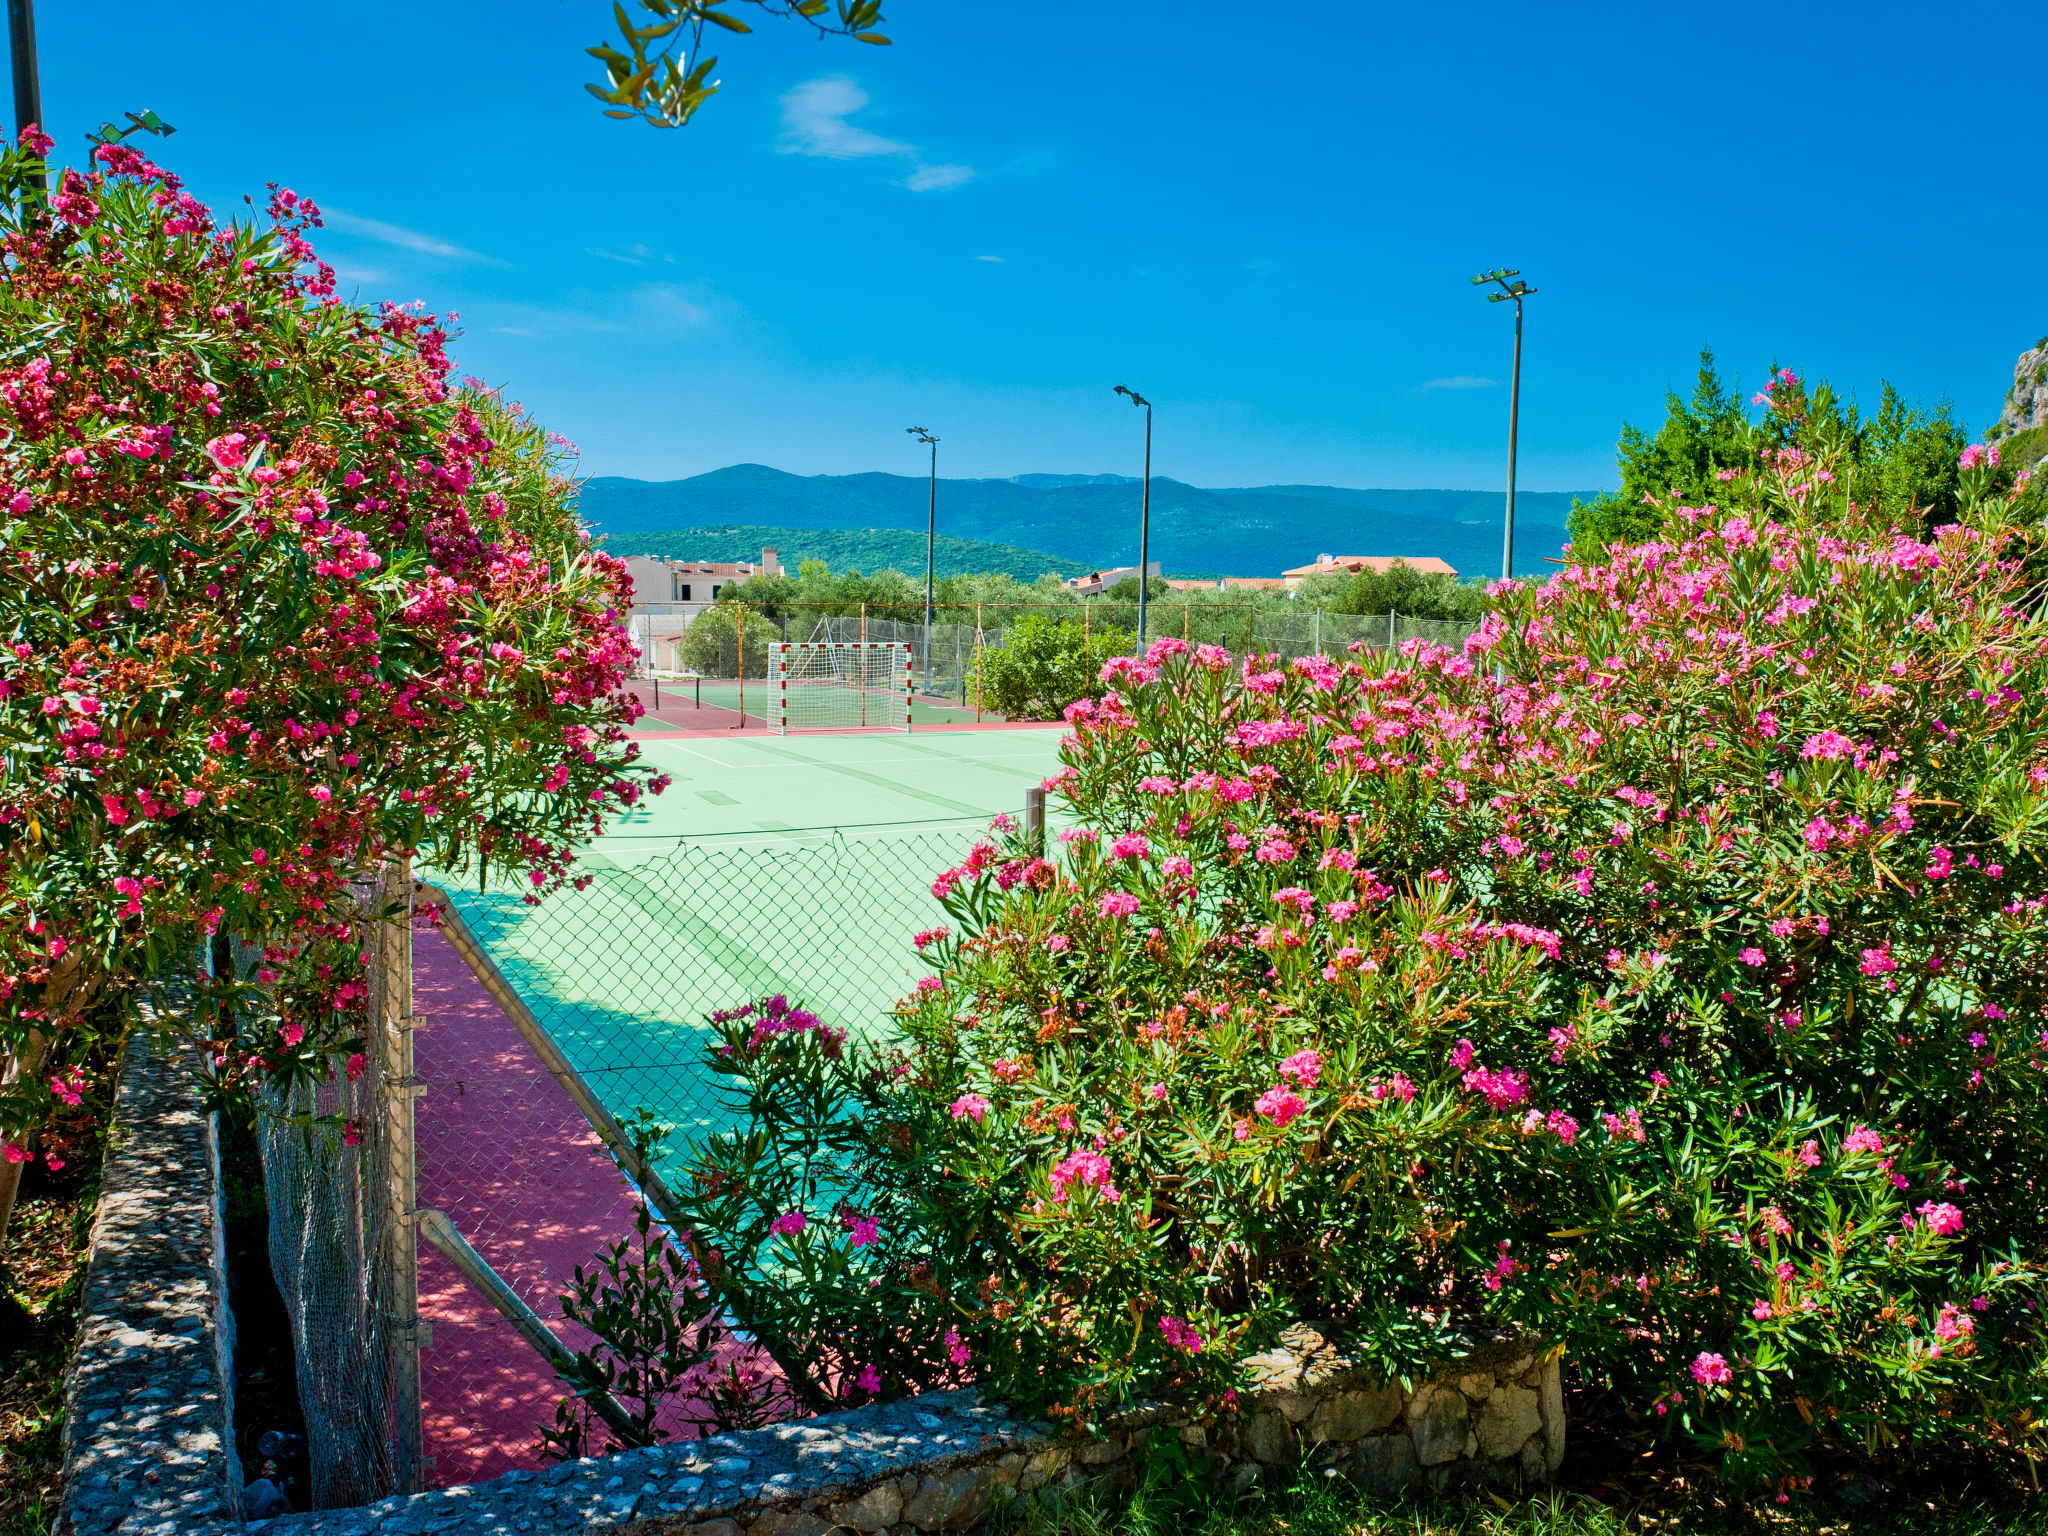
<box><xmin>601</xmin><ymin>727</ymin><xmax>1067</xmax><ymax>860</ymax></box>
<box><xmin>432</xmin><ymin>725</ymin><xmax>1069</xmax><ymax>1151</ymax></box>
<box><xmin>648</xmin><ymin>676</ymin><xmax>991</xmax><ymax>728</ymax></box>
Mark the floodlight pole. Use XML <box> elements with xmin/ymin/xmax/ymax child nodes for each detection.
<box><xmin>907</xmin><ymin>427</ymin><xmax>939</xmax><ymax>695</ymax></box>
<box><xmin>1471</xmin><ymin>269</ymin><xmax>1536</xmax><ymax>581</ymax></box>
<box><xmin>7</xmin><ymin>0</ymin><xmax>37</xmax><ymax>143</ymax></box>
<box><xmin>1113</xmin><ymin>385</ymin><xmax>1152</xmax><ymax>649</ymax></box>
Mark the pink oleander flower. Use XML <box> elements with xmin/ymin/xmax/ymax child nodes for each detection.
<box><xmin>1373</xmin><ymin>1072</ymin><xmax>1417</xmax><ymax>1105</ymax></box>
<box><xmin>1691</xmin><ymin>1352</ymin><xmax>1732</xmax><ymax>1387</ymax></box>
<box><xmin>945</xmin><ymin>1327</ymin><xmax>972</xmax><ymax>1368</ymax></box>
<box><xmin>845</xmin><ymin>1215</ymin><xmax>881</xmax><ymax>1247</ymax></box>
<box><xmin>769</xmin><ymin>1210</ymin><xmax>809</xmax><ymax>1236</ymax></box>
<box><xmin>950</xmin><ymin>1092</ymin><xmax>992</xmax><ymax>1123</ymax></box>
<box><xmin>1843</xmin><ymin>1125</ymin><xmax>1885</xmax><ymax>1155</ymax></box>
<box><xmin>856</xmin><ymin>1363</ymin><xmax>882</xmax><ymax>1394</ymax></box>
<box><xmin>1918</xmin><ymin>1201</ymin><xmax>1964</xmax><ymax>1237</ymax></box>
<box><xmin>1157</xmin><ymin>1316</ymin><xmax>1204</xmax><ymax>1354</ymax></box>
<box><xmin>1110</xmin><ymin>832</ymin><xmax>1150</xmax><ymax>861</ymax></box>
<box><xmin>1255</xmin><ymin>1085</ymin><xmax>1307</xmax><ymax>1127</ymax></box>
<box><xmin>1098</xmin><ymin>891</ymin><xmax>1140</xmax><ymax>919</ymax></box>
<box><xmin>1278</xmin><ymin>1048</ymin><xmax>1322</xmax><ymax>1087</ymax></box>
<box><xmin>1739</xmin><ymin>947</ymin><xmax>1766</xmax><ymax>967</ymax></box>
<box><xmin>1049</xmin><ymin>1149</ymin><xmax>1119</xmax><ymax>1204</ymax></box>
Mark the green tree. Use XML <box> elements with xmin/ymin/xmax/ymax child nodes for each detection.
<box><xmin>969</xmin><ymin>613</ymin><xmax>1133</xmax><ymax>721</ymax></box>
<box><xmin>682</xmin><ymin>603</ymin><xmax>781</xmax><ymax>677</ymax></box>
<box><xmin>589</xmin><ymin>0</ymin><xmax>888</xmax><ymax>129</ymax></box>
<box><xmin>1568</xmin><ymin>348</ymin><xmax>1750</xmax><ymax>551</ymax></box>
<box><xmin>1293</xmin><ymin>560</ymin><xmax>1487</xmax><ymax>622</ymax></box>
<box><xmin>1570</xmin><ymin>349</ymin><xmax>1975</xmax><ymax>554</ymax></box>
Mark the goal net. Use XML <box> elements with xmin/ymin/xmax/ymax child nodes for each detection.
<box><xmin>768</xmin><ymin>642</ymin><xmax>912</xmax><ymax>734</ymax></box>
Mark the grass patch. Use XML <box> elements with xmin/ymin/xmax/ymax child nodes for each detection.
<box><xmin>998</xmin><ymin>1469</ymin><xmax>2048</xmax><ymax>1536</ymax></box>
<box><xmin>993</xmin><ymin>1432</ymin><xmax>2047</xmax><ymax>1536</ymax></box>
<box><xmin>0</xmin><ymin>1115</ymin><xmax>106</xmax><ymax>1536</ymax></box>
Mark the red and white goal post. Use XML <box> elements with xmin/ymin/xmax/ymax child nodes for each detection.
<box><xmin>767</xmin><ymin>642</ymin><xmax>912</xmax><ymax>735</ymax></box>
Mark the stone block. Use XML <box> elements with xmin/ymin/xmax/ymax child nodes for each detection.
<box><xmin>1353</xmin><ymin>1434</ymin><xmax>1419</xmax><ymax>1495</ymax></box>
<box><xmin>902</xmin><ymin>1468</ymin><xmax>992</xmax><ymax>1532</ymax></box>
<box><xmin>1539</xmin><ymin>1355</ymin><xmax>1566</xmax><ymax>1472</ymax></box>
<box><xmin>1518</xmin><ymin>1438</ymin><xmax>1547</xmax><ymax>1482</ymax></box>
<box><xmin>1074</xmin><ymin>1434</ymin><xmax>1126</xmax><ymax>1466</ymax></box>
<box><xmin>1017</xmin><ymin>1448</ymin><xmax>1069</xmax><ymax>1492</ymax></box>
<box><xmin>828</xmin><ymin>1483</ymin><xmax>905</xmax><ymax>1531</ymax></box>
<box><xmin>1267</xmin><ymin>1390</ymin><xmax>1316</xmax><ymax>1423</ymax></box>
<box><xmin>1454</xmin><ymin>1371</ymin><xmax>1494</xmax><ymax>1401</ymax></box>
<box><xmin>1475</xmin><ymin>1386</ymin><xmax>1542</xmax><ymax>1460</ymax></box>
<box><xmin>687</xmin><ymin>1521</ymin><xmax>743</xmax><ymax>1536</ymax></box>
<box><xmin>1244</xmin><ymin>1410</ymin><xmax>1298</xmax><ymax>1466</ymax></box>
<box><xmin>1307</xmin><ymin>1385</ymin><xmax>1403</xmax><ymax>1445</ymax></box>
<box><xmin>1404</xmin><ymin>1384</ymin><xmax>1470</xmax><ymax>1467</ymax></box>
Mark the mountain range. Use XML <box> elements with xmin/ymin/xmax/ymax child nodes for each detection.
<box><xmin>576</xmin><ymin>463</ymin><xmax>1597</xmax><ymax>579</ymax></box>
<box><xmin>604</xmin><ymin>523</ymin><xmax>1090</xmax><ymax>583</ymax></box>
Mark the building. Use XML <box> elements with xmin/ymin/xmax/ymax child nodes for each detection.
<box><xmin>1062</xmin><ymin>561</ymin><xmax>1162</xmax><ymax>597</ymax></box>
<box><xmin>1164</xmin><ymin>576</ymin><xmax>1290</xmax><ymax>593</ymax></box>
<box><xmin>622</xmin><ymin>547</ymin><xmax>781</xmax><ymax>673</ymax></box>
<box><xmin>1279</xmin><ymin>554</ymin><xmax>1458</xmax><ymax>589</ymax></box>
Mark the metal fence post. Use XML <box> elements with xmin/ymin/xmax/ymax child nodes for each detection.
<box><xmin>1024</xmin><ymin>786</ymin><xmax>1046</xmax><ymax>856</ymax></box>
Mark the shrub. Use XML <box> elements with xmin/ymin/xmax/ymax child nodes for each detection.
<box><xmin>1569</xmin><ymin>350</ymin><xmax>1980</xmax><ymax>553</ymax></box>
<box><xmin>665</xmin><ymin>446</ymin><xmax>2048</xmax><ymax>1482</ymax></box>
<box><xmin>680</xmin><ymin>601</ymin><xmax>781</xmax><ymax>678</ymax></box>
<box><xmin>970</xmin><ymin>611</ymin><xmax>1134</xmax><ymax>720</ymax></box>
<box><xmin>0</xmin><ymin>129</ymin><xmax>656</xmax><ymax>1204</ymax></box>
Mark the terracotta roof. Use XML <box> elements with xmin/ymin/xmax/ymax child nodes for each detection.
<box><xmin>1280</xmin><ymin>554</ymin><xmax>1459</xmax><ymax>580</ymax></box>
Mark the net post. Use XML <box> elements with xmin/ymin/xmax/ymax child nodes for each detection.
<box><xmin>1024</xmin><ymin>786</ymin><xmax>1046</xmax><ymax>855</ymax></box>
<box><xmin>375</xmin><ymin>854</ymin><xmax>424</xmax><ymax>1494</ymax></box>
<box><xmin>900</xmin><ymin>642</ymin><xmax>912</xmax><ymax>733</ymax></box>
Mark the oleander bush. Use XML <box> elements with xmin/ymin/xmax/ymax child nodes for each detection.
<box><xmin>664</xmin><ymin>432</ymin><xmax>2048</xmax><ymax>1486</ymax></box>
<box><xmin>0</xmin><ymin>127</ymin><xmax>658</xmax><ymax>1203</ymax></box>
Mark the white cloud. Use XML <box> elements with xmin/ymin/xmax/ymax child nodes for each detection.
<box><xmin>974</xmin><ymin>254</ymin><xmax>1005</xmax><ymax>263</ymax></box>
<box><xmin>587</xmin><ymin>246</ymin><xmax>645</xmax><ymax>266</ymax></box>
<box><xmin>1422</xmin><ymin>375</ymin><xmax>1497</xmax><ymax>391</ymax></box>
<box><xmin>323</xmin><ymin>210</ymin><xmax>508</xmax><ymax>267</ymax></box>
<box><xmin>900</xmin><ymin>163</ymin><xmax>976</xmax><ymax>193</ymax></box>
<box><xmin>489</xmin><ymin>326</ymin><xmax>537</xmax><ymax>337</ymax></box>
<box><xmin>778</xmin><ymin>75</ymin><xmax>975</xmax><ymax>193</ymax></box>
<box><xmin>778</xmin><ymin>76</ymin><xmax>912</xmax><ymax>159</ymax></box>
<box><xmin>328</xmin><ymin>262</ymin><xmax>389</xmax><ymax>286</ymax></box>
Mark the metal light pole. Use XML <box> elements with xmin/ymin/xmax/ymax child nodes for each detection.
<box><xmin>1471</xmin><ymin>269</ymin><xmax>1536</xmax><ymax>580</ymax></box>
<box><xmin>1112</xmin><ymin>385</ymin><xmax>1152</xmax><ymax>649</ymax></box>
<box><xmin>8</xmin><ymin>0</ymin><xmax>40</xmax><ymax>141</ymax></box>
<box><xmin>907</xmin><ymin>426</ymin><xmax>939</xmax><ymax>694</ymax></box>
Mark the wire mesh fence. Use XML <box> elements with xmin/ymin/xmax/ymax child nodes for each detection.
<box><xmin>324</xmin><ymin>822</ymin><xmax>993</xmax><ymax>1484</ymax></box>
<box><xmin>423</xmin><ymin>825</ymin><xmax>982</xmax><ymax>1151</ymax></box>
<box><xmin>248</xmin><ymin>861</ymin><xmax>424</xmax><ymax>1507</ymax></box>
<box><xmin>657</xmin><ymin>601</ymin><xmax>1479</xmax><ymax>707</ymax></box>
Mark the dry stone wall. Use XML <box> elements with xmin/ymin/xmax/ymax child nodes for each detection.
<box><xmin>249</xmin><ymin>1327</ymin><xmax>1560</xmax><ymax>1534</ymax></box>
<box><xmin>59</xmin><ymin>1030</ymin><xmax>1565</xmax><ymax>1536</ymax></box>
<box><xmin>57</xmin><ymin>1025</ymin><xmax>245</xmax><ymax>1536</ymax></box>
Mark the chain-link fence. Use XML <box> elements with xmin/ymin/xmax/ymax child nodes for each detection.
<box><xmin>424</xmin><ymin>826</ymin><xmax>980</xmax><ymax>1147</ymax></box>
<box><xmin>249</xmin><ymin>861</ymin><xmax>426</xmax><ymax>1508</ymax></box>
<box><xmin>659</xmin><ymin>602</ymin><xmax>1478</xmax><ymax>703</ymax></box>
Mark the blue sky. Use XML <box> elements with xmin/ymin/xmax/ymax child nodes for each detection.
<box><xmin>45</xmin><ymin>1</ymin><xmax>2048</xmax><ymax>491</ymax></box>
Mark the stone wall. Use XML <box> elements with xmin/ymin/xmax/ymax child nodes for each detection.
<box><xmin>57</xmin><ymin>1026</ymin><xmax>1565</xmax><ymax>1536</ymax></box>
<box><xmin>248</xmin><ymin>1327</ymin><xmax>1560</xmax><ymax>1535</ymax></box>
<box><xmin>58</xmin><ymin>1025</ymin><xmax>245</xmax><ymax>1536</ymax></box>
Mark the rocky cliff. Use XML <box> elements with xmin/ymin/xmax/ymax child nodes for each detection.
<box><xmin>1988</xmin><ymin>339</ymin><xmax>2048</xmax><ymax>471</ymax></box>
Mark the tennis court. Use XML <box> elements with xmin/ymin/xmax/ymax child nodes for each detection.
<box><xmin>423</xmin><ymin>725</ymin><xmax>1067</xmax><ymax>1146</ymax></box>
<box><xmin>626</xmin><ymin>676</ymin><xmax>993</xmax><ymax>731</ymax></box>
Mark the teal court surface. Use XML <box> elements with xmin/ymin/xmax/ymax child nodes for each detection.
<box><xmin>426</xmin><ymin>725</ymin><xmax>1068</xmax><ymax>1153</ymax></box>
